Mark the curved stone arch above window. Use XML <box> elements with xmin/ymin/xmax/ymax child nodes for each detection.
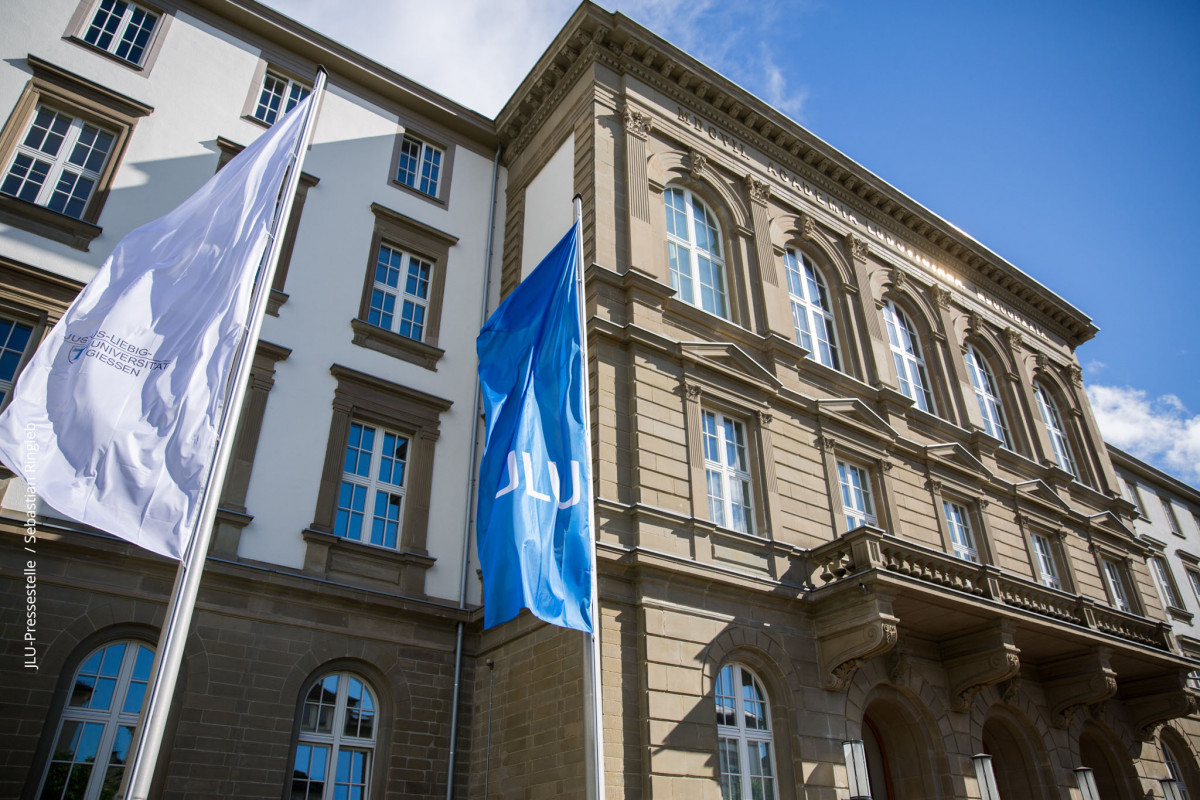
<box><xmin>769</xmin><ymin>213</ymin><xmax>856</xmax><ymax>290</ymax></box>
<box><xmin>960</xmin><ymin>335</ymin><xmax>1021</xmax><ymax>452</ymax></box>
<box><xmin>1030</xmin><ymin>371</ymin><xmax>1089</xmax><ymax>482</ymax></box>
<box><xmin>878</xmin><ymin>289</ymin><xmax>950</xmax><ymax>418</ymax></box>
<box><xmin>700</xmin><ymin>627</ymin><xmax>800</xmax><ymax>799</ymax></box>
<box><xmin>286</xmin><ymin>658</ymin><xmax>394</xmax><ymax>800</ymax></box>
<box><xmin>646</xmin><ymin>149</ymin><xmax>751</xmax><ymax>231</ymax></box>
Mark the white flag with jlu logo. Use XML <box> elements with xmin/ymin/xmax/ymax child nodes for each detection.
<box><xmin>0</xmin><ymin>94</ymin><xmax>313</xmax><ymax>559</ymax></box>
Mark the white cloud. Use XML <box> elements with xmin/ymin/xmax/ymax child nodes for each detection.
<box><xmin>760</xmin><ymin>46</ymin><xmax>807</xmax><ymax>121</ymax></box>
<box><xmin>1083</xmin><ymin>359</ymin><xmax>1106</xmax><ymax>375</ymax></box>
<box><xmin>262</xmin><ymin>0</ymin><xmax>813</xmax><ymax>122</ymax></box>
<box><xmin>263</xmin><ymin>0</ymin><xmax>576</xmax><ymax>116</ymax></box>
<box><xmin>1088</xmin><ymin>384</ymin><xmax>1200</xmax><ymax>485</ymax></box>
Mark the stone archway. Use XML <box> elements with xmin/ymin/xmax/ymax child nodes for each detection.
<box><xmin>982</xmin><ymin>714</ymin><xmax>1045</xmax><ymax>799</ymax></box>
<box><xmin>861</xmin><ymin>695</ymin><xmax>942</xmax><ymax>799</ymax></box>
<box><xmin>1078</xmin><ymin>725</ymin><xmax>1139</xmax><ymax>800</ymax></box>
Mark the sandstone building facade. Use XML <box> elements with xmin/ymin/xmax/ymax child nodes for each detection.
<box><xmin>0</xmin><ymin>1</ymin><xmax>1197</xmax><ymax>799</ymax></box>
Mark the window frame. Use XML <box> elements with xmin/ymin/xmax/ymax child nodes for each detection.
<box><xmin>1033</xmin><ymin>382</ymin><xmax>1077</xmax><ymax>476</ymax></box>
<box><xmin>664</xmin><ymin>184</ymin><xmax>729</xmax><ymax>319</ymax></box>
<box><xmin>247</xmin><ymin>67</ymin><xmax>310</xmax><ymax>128</ymax></box>
<box><xmin>333</xmin><ymin>421</ymin><xmax>410</xmax><ymax>550</ymax></box>
<box><xmin>1101</xmin><ymin>557</ymin><xmax>1134</xmax><ymax>613</ymax></box>
<box><xmin>1029</xmin><ymin>531</ymin><xmax>1063</xmax><ymax>590</ymax></box>
<box><xmin>36</xmin><ymin>639</ymin><xmax>155</xmax><ymax>800</ymax></box>
<box><xmin>702</xmin><ymin>409</ymin><xmax>756</xmax><ymax>536</ymax></box>
<box><xmin>387</xmin><ymin>125</ymin><xmax>455</xmax><ymax>209</ymax></box>
<box><xmin>65</xmin><ymin>0</ymin><xmax>171</xmax><ymax>73</ymax></box>
<box><xmin>1160</xmin><ymin>495</ymin><xmax>1184</xmax><ymax>536</ymax></box>
<box><xmin>942</xmin><ymin>500</ymin><xmax>980</xmax><ymax>563</ymax></box>
<box><xmin>963</xmin><ymin>344</ymin><xmax>1011</xmax><ymax>448</ymax></box>
<box><xmin>1122</xmin><ymin>475</ymin><xmax>1145</xmax><ymax>517</ymax></box>
<box><xmin>882</xmin><ymin>299</ymin><xmax>936</xmax><ymax>414</ymax></box>
<box><xmin>0</xmin><ymin>56</ymin><xmax>151</xmax><ymax>249</ymax></box>
<box><xmin>1187</xmin><ymin>567</ymin><xmax>1200</xmax><ymax>607</ymax></box>
<box><xmin>1151</xmin><ymin>555</ymin><xmax>1185</xmax><ymax>612</ymax></box>
<box><xmin>837</xmin><ymin>460</ymin><xmax>877</xmax><ymax>532</ymax></box>
<box><xmin>391</xmin><ymin>132</ymin><xmax>443</xmax><ymax>198</ymax></box>
<box><xmin>0</xmin><ymin>316</ymin><xmax>35</xmax><ymax>410</ymax></box>
<box><xmin>714</xmin><ymin>663</ymin><xmax>780</xmax><ymax>800</ymax></box>
<box><xmin>783</xmin><ymin>246</ymin><xmax>840</xmax><ymax>370</ymax></box>
<box><xmin>291</xmin><ymin>671</ymin><xmax>378</xmax><ymax>800</ymax></box>
<box><xmin>352</xmin><ymin>203</ymin><xmax>456</xmax><ymax>370</ymax></box>
<box><xmin>306</xmin><ymin>365</ymin><xmax>451</xmax><ymax>595</ymax></box>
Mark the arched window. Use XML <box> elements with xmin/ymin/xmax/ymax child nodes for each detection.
<box><xmin>665</xmin><ymin>185</ymin><xmax>727</xmax><ymax>318</ymax></box>
<box><xmin>292</xmin><ymin>671</ymin><xmax>378</xmax><ymax>800</ymax></box>
<box><xmin>964</xmin><ymin>345</ymin><xmax>1011</xmax><ymax>448</ymax></box>
<box><xmin>1033</xmin><ymin>383</ymin><xmax>1076</xmax><ymax>475</ymax></box>
<box><xmin>714</xmin><ymin>663</ymin><xmax>778</xmax><ymax>800</ymax></box>
<box><xmin>882</xmin><ymin>301</ymin><xmax>935</xmax><ymax>413</ymax></box>
<box><xmin>1162</xmin><ymin>733</ymin><xmax>1198</xmax><ymax>800</ymax></box>
<box><xmin>784</xmin><ymin>248</ymin><xmax>840</xmax><ymax>370</ymax></box>
<box><xmin>38</xmin><ymin>639</ymin><xmax>154</xmax><ymax>800</ymax></box>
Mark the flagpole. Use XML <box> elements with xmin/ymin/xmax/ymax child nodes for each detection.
<box><xmin>121</xmin><ymin>68</ymin><xmax>327</xmax><ymax>800</ymax></box>
<box><xmin>574</xmin><ymin>195</ymin><xmax>606</xmax><ymax>800</ymax></box>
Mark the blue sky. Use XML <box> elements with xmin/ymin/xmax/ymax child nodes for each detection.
<box><xmin>262</xmin><ymin>0</ymin><xmax>1200</xmax><ymax>485</ymax></box>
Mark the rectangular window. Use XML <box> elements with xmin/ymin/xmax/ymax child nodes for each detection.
<box><xmin>837</xmin><ymin>461</ymin><xmax>875</xmax><ymax>531</ymax></box>
<box><xmin>335</xmin><ymin>421</ymin><xmax>408</xmax><ymax>549</ymax></box>
<box><xmin>1030</xmin><ymin>533</ymin><xmax>1061</xmax><ymax>590</ymax></box>
<box><xmin>252</xmin><ymin>70</ymin><xmax>310</xmax><ymax>126</ymax></box>
<box><xmin>2</xmin><ymin>105</ymin><xmax>115</xmax><ymax>219</ymax></box>
<box><xmin>353</xmin><ymin>204</ymin><xmax>454</xmax><ymax>369</ymax></box>
<box><xmin>1123</xmin><ymin>476</ymin><xmax>1144</xmax><ymax>515</ymax></box>
<box><xmin>394</xmin><ymin>133</ymin><xmax>443</xmax><ymax>198</ymax></box>
<box><xmin>1160</xmin><ymin>495</ymin><xmax>1183</xmax><ymax>535</ymax></box>
<box><xmin>368</xmin><ymin>243</ymin><xmax>431</xmax><ymax>342</ymax></box>
<box><xmin>0</xmin><ymin>318</ymin><xmax>34</xmax><ymax>408</ymax></box>
<box><xmin>82</xmin><ymin>0</ymin><xmax>159</xmax><ymax>66</ymax></box>
<box><xmin>1188</xmin><ymin>569</ymin><xmax>1200</xmax><ymax>605</ymax></box>
<box><xmin>703</xmin><ymin>410</ymin><xmax>754</xmax><ymax>535</ymax></box>
<box><xmin>1152</xmin><ymin>556</ymin><xmax>1183</xmax><ymax>609</ymax></box>
<box><xmin>943</xmin><ymin>501</ymin><xmax>978</xmax><ymax>563</ymax></box>
<box><xmin>1103</xmin><ymin>559</ymin><xmax>1132</xmax><ymax>612</ymax></box>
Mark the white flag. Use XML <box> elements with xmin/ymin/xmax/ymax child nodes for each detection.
<box><xmin>0</xmin><ymin>93</ymin><xmax>313</xmax><ymax>560</ymax></box>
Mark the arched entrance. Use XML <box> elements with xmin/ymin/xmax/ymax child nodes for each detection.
<box><xmin>861</xmin><ymin>696</ymin><xmax>943</xmax><ymax>799</ymax></box>
<box><xmin>1079</xmin><ymin>725</ymin><xmax>1138</xmax><ymax>800</ymax></box>
<box><xmin>981</xmin><ymin>713</ymin><xmax>1045</xmax><ymax>799</ymax></box>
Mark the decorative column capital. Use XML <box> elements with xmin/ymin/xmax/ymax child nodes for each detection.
<box><xmin>744</xmin><ymin>174</ymin><xmax>771</xmax><ymax>204</ymax></box>
<box><xmin>623</xmin><ymin>105</ymin><xmax>652</xmax><ymax>139</ymax></box>
<box><xmin>847</xmin><ymin>233</ymin><xmax>870</xmax><ymax>262</ymax></box>
<box><xmin>932</xmin><ymin>285</ymin><xmax>953</xmax><ymax>311</ymax></box>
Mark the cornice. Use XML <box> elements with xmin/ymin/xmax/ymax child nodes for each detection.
<box><xmin>498</xmin><ymin>2</ymin><xmax>1097</xmax><ymax>347</ymax></box>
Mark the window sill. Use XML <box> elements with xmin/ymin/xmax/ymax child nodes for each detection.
<box><xmin>350</xmin><ymin>318</ymin><xmax>444</xmax><ymax>371</ymax></box>
<box><xmin>266</xmin><ymin>288</ymin><xmax>288</xmax><ymax>316</ymax></box>
<box><xmin>0</xmin><ymin>194</ymin><xmax>102</xmax><ymax>251</ymax></box>
<box><xmin>301</xmin><ymin>528</ymin><xmax>435</xmax><ymax>597</ymax></box>
<box><xmin>389</xmin><ymin>178</ymin><xmax>445</xmax><ymax>208</ymax></box>
<box><xmin>1167</xmin><ymin>605</ymin><xmax>1195</xmax><ymax>624</ymax></box>
<box><xmin>65</xmin><ymin>35</ymin><xmax>148</xmax><ymax>73</ymax></box>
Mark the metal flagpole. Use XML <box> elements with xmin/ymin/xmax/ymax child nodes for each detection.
<box><xmin>121</xmin><ymin>68</ymin><xmax>327</xmax><ymax>800</ymax></box>
<box><xmin>574</xmin><ymin>195</ymin><xmax>606</xmax><ymax>800</ymax></box>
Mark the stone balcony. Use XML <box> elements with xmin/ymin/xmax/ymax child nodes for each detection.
<box><xmin>805</xmin><ymin>526</ymin><xmax>1197</xmax><ymax>737</ymax></box>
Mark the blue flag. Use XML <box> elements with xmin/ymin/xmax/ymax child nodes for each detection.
<box><xmin>476</xmin><ymin>224</ymin><xmax>593</xmax><ymax>632</ymax></box>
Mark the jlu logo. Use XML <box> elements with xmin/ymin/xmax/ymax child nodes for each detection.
<box><xmin>495</xmin><ymin>452</ymin><xmax>581</xmax><ymax>509</ymax></box>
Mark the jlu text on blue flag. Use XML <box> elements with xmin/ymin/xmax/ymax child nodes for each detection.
<box><xmin>476</xmin><ymin>224</ymin><xmax>593</xmax><ymax>633</ymax></box>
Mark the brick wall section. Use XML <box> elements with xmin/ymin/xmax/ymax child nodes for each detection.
<box><xmin>0</xmin><ymin>527</ymin><xmax>470</xmax><ymax>800</ymax></box>
<box><xmin>468</xmin><ymin>612</ymin><xmax>587</xmax><ymax>798</ymax></box>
